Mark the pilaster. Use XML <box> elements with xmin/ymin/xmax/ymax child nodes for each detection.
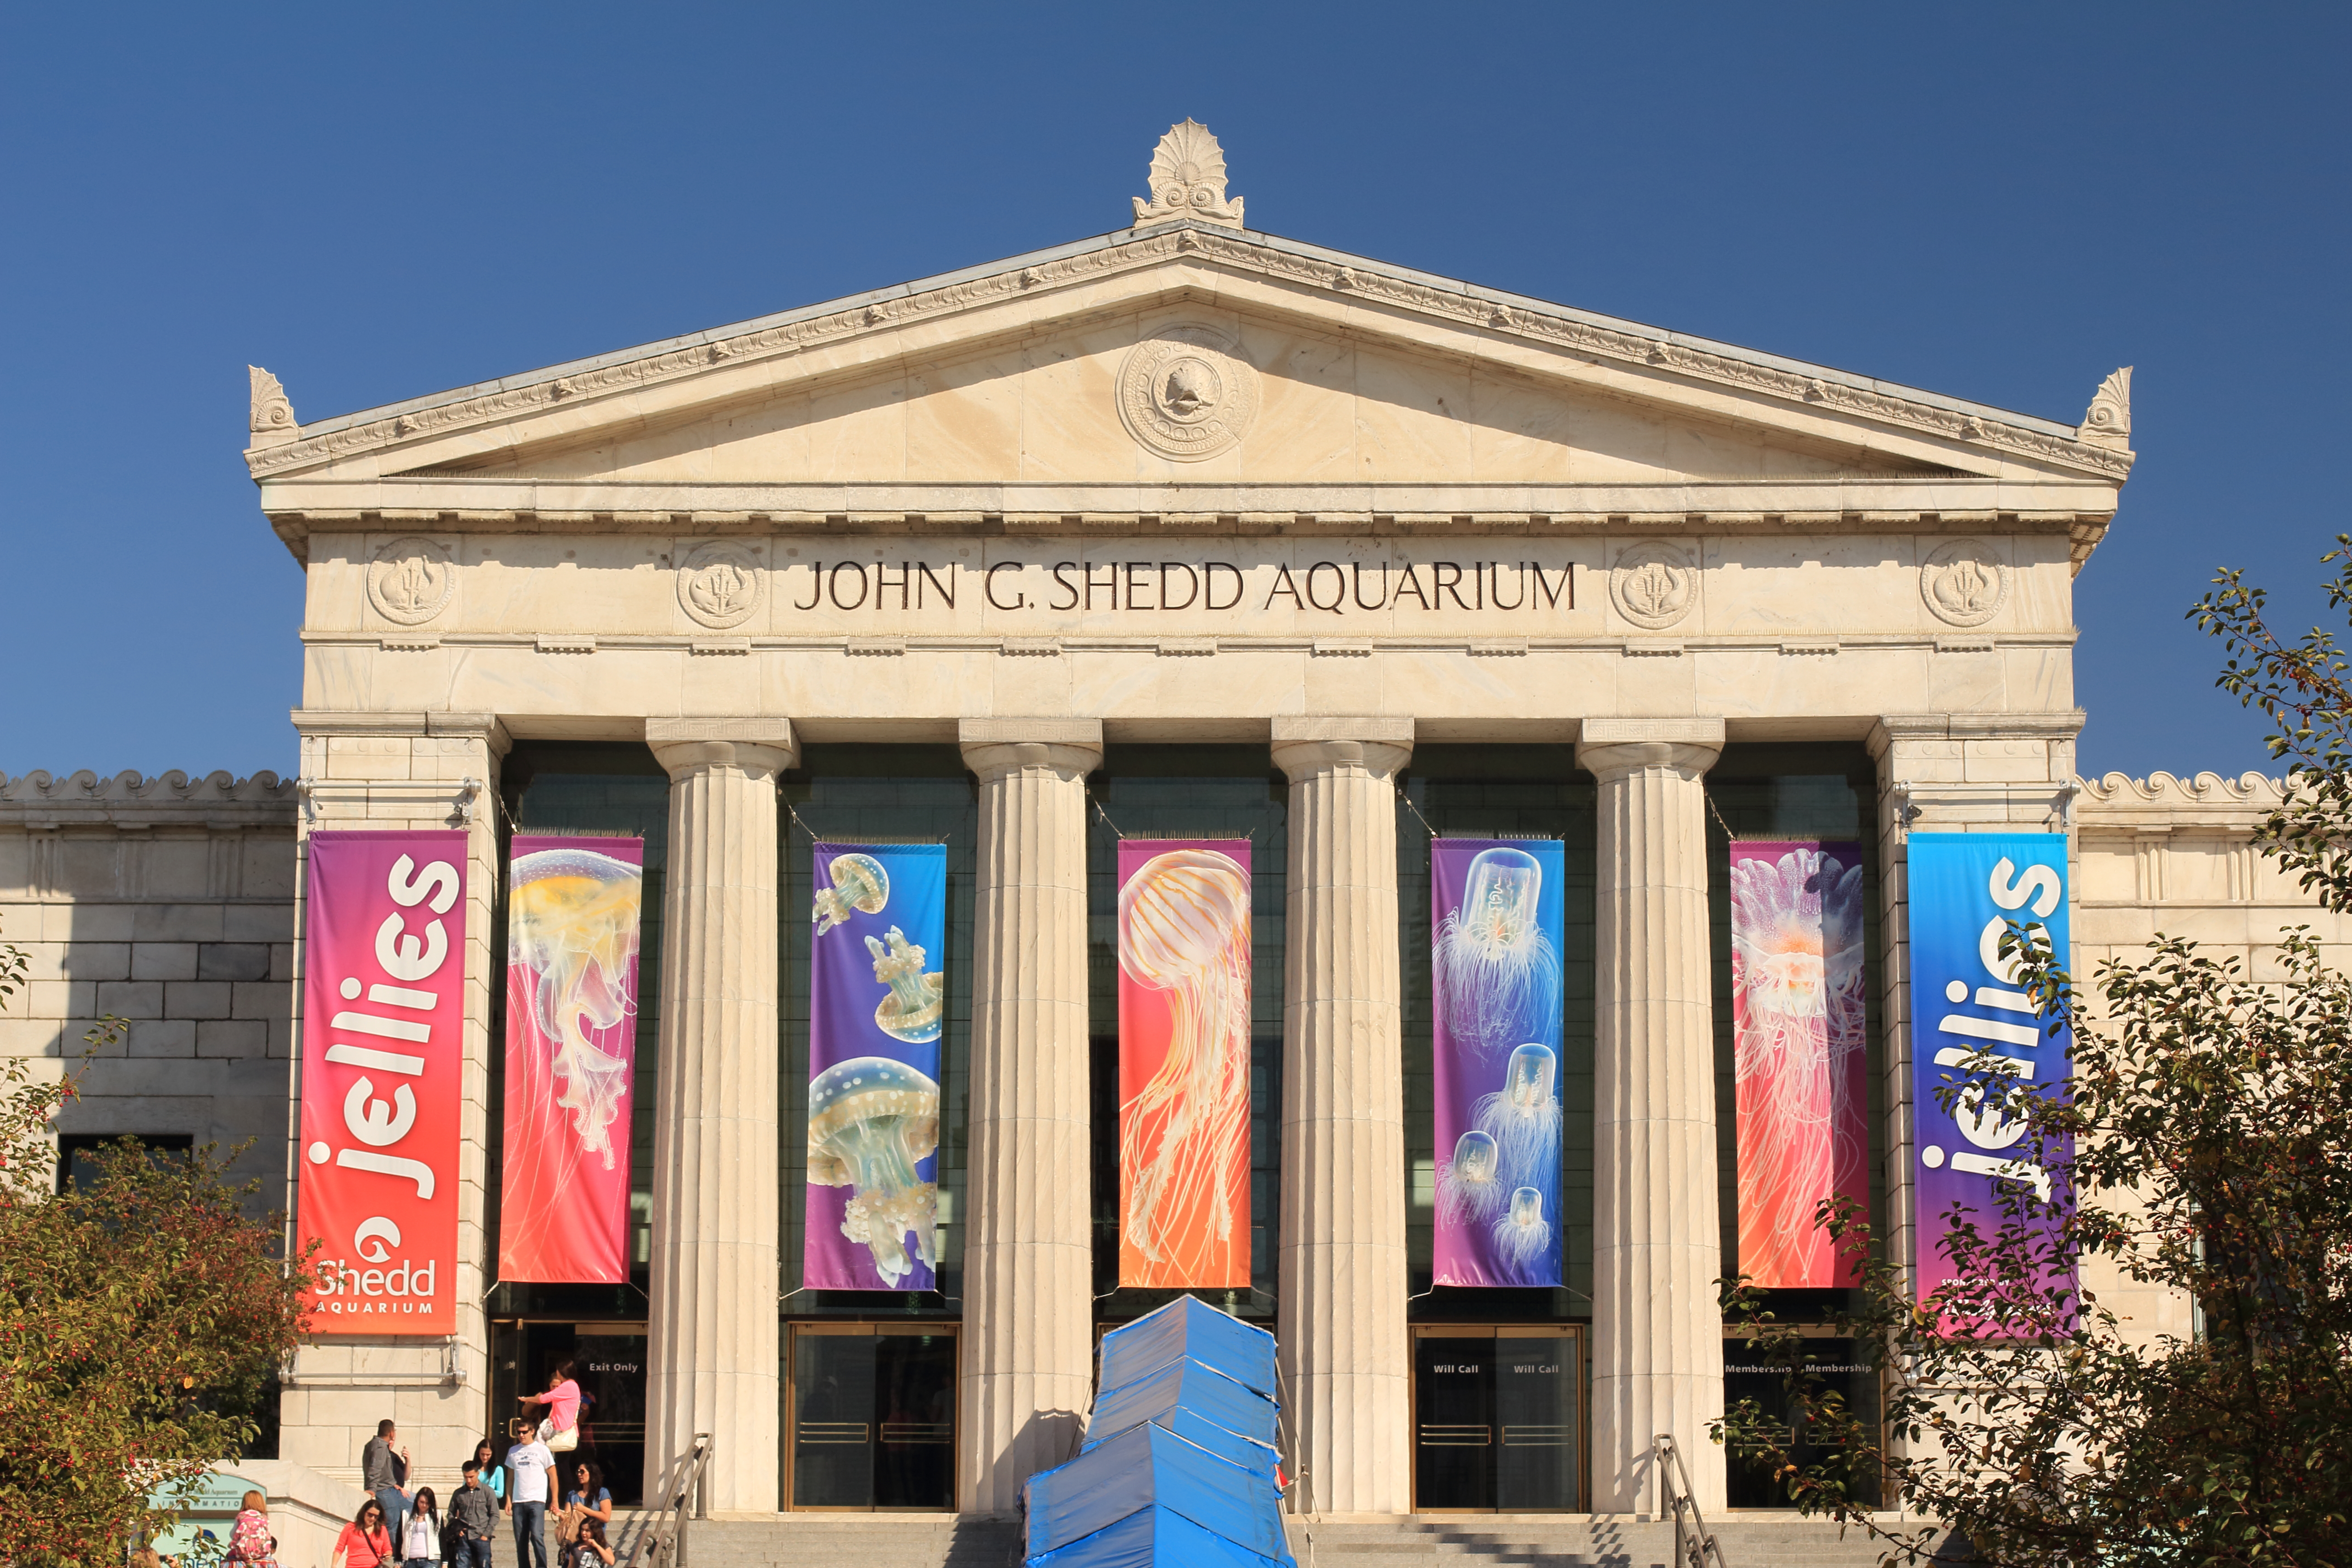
<box><xmin>643</xmin><ymin>717</ymin><xmax>795</xmax><ymax>1515</ymax></box>
<box><xmin>277</xmin><ymin>710</ymin><xmax>508</xmax><ymax>1488</ymax></box>
<box><xmin>1575</xmin><ymin>716</ymin><xmax>1726</xmax><ymax>1514</ymax></box>
<box><xmin>1270</xmin><ymin>716</ymin><xmax>1414</xmax><ymax>1517</ymax></box>
<box><xmin>955</xmin><ymin>719</ymin><xmax>1103</xmax><ymax>1516</ymax></box>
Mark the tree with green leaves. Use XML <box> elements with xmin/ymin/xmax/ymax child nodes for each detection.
<box><xmin>1714</xmin><ymin>548</ymin><xmax>2352</xmax><ymax>1567</ymax></box>
<box><xmin>0</xmin><ymin>934</ymin><xmax>313</xmax><ymax>1567</ymax></box>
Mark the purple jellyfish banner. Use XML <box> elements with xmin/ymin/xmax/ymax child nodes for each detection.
<box><xmin>1431</xmin><ymin>837</ymin><xmax>1566</xmax><ymax>1288</ymax></box>
<box><xmin>1906</xmin><ymin>832</ymin><xmax>2074</xmax><ymax>1313</ymax></box>
<box><xmin>805</xmin><ymin>841</ymin><xmax>947</xmax><ymax>1292</ymax></box>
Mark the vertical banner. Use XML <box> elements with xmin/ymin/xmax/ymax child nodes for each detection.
<box><xmin>1431</xmin><ymin>839</ymin><xmax>1566</xmax><ymax>1288</ymax></box>
<box><xmin>499</xmin><ymin>836</ymin><xmax>645</xmax><ymax>1284</ymax></box>
<box><xmin>1118</xmin><ymin>840</ymin><xmax>1253</xmax><ymax>1289</ymax></box>
<box><xmin>805</xmin><ymin>842</ymin><xmax>947</xmax><ymax>1290</ymax></box>
<box><xmin>297</xmin><ymin>830</ymin><xmax>467</xmax><ymax>1334</ymax></box>
<box><xmin>1906</xmin><ymin>832</ymin><xmax>2073</xmax><ymax>1306</ymax></box>
<box><xmin>1729</xmin><ymin>841</ymin><xmax>1868</xmax><ymax>1288</ymax></box>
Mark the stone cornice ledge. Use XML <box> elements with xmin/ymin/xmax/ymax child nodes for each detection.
<box><xmin>291</xmin><ymin>710</ymin><xmax>512</xmax><ymax>750</ymax></box>
<box><xmin>0</xmin><ymin>768</ymin><xmax>298</xmax><ymax>828</ymax></box>
<box><xmin>2076</xmin><ymin>771</ymin><xmax>2286</xmax><ymax>833</ymax></box>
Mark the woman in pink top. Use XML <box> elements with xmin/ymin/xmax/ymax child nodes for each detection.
<box><xmin>519</xmin><ymin>1360</ymin><xmax>583</xmax><ymax>1450</ymax></box>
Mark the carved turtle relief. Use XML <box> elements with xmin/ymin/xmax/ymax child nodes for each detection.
<box><xmin>1118</xmin><ymin>325</ymin><xmax>1260</xmax><ymax>462</ymax></box>
<box><xmin>676</xmin><ymin>541</ymin><xmax>763</xmax><ymax>629</ymax></box>
<box><xmin>1609</xmin><ymin>542</ymin><xmax>1698</xmax><ymax>631</ymax></box>
<box><xmin>366</xmin><ymin>537</ymin><xmax>457</xmax><ymax>626</ymax></box>
<box><xmin>1920</xmin><ymin>539</ymin><xmax>2008</xmax><ymax>627</ymax></box>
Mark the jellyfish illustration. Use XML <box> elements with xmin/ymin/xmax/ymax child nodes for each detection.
<box><xmin>807</xmin><ymin>1055</ymin><xmax>940</xmax><ymax>1286</ymax></box>
<box><xmin>1434</xmin><ymin>846</ymin><xmax>1560</xmax><ymax>1059</ymax></box>
<box><xmin>1473</xmin><ymin>1043</ymin><xmax>1564</xmax><ymax>1219</ymax></box>
<box><xmin>1729</xmin><ymin>846</ymin><xmax>1867</xmax><ymax>1284</ymax></box>
<box><xmin>1117</xmin><ymin>848</ymin><xmax>1252</xmax><ymax>1276</ymax></box>
<box><xmin>508</xmin><ymin>847</ymin><xmax>643</xmax><ymax>1167</ymax></box>
<box><xmin>814</xmin><ymin>852</ymin><xmax>890</xmax><ymax>935</ymax></box>
<box><xmin>1492</xmin><ymin>1186</ymin><xmax>1553</xmax><ymax>1274</ymax></box>
<box><xmin>1436</xmin><ymin>1129</ymin><xmax>1506</xmax><ymax>1229</ymax></box>
<box><xmin>865</xmin><ymin>925</ymin><xmax>945</xmax><ymax>1043</ymax></box>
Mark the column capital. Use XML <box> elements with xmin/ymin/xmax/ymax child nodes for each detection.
<box><xmin>958</xmin><ymin>718</ymin><xmax>1103</xmax><ymax>782</ymax></box>
<box><xmin>1270</xmin><ymin>716</ymin><xmax>1413</xmax><ymax>782</ymax></box>
<box><xmin>291</xmin><ymin>708</ymin><xmax>513</xmax><ymax>756</ymax></box>
<box><xmin>1575</xmin><ymin>717</ymin><xmax>1724</xmax><ymax>782</ymax></box>
<box><xmin>644</xmin><ymin>717</ymin><xmax>796</xmax><ymax>780</ymax></box>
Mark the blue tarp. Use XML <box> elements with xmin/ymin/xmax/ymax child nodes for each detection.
<box><xmin>1024</xmin><ymin>1423</ymin><xmax>1287</xmax><ymax>1562</ymax></box>
<box><xmin>1088</xmin><ymin>1355</ymin><xmax>1277</xmax><ymax>1452</ymax></box>
<box><xmin>1099</xmin><ymin>1404</ymin><xmax>1278</xmax><ymax>1479</ymax></box>
<box><xmin>1096</xmin><ymin>1296</ymin><xmax>1278</xmax><ymax>1400</ymax></box>
<box><xmin>1026</xmin><ymin>1504</ymin><xmax>1287</xmax><ymax>1568</ymax></box>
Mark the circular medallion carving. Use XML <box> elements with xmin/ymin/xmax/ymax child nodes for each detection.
<box><xmin>676</xmin><ymin>542</ymin><xmax>763</xmax><ymax>629</ymax></box>
<box><xmin>366</xmin><ymin>537</ymin><xmax>456</xmax><ymax>626</ymax></box>
<box><xmin>1118</xmin><ymin>326</ymin><xmax>1259</xmax><ymax>462</ymax></box>
<box><xmin>1920</xmin><ymin>539</ymin><xmax>2007</xmax><ymax>627</ymax></box>
<box><xmin>1610</xmin><ymin>542</ymin><xmax>1698</xmax><ymax>630</ymax></box>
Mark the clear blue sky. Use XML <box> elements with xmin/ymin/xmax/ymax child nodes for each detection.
<box><xmin>4</xmin><ymin>5</ymin><xmax>2343</xmax><ymax>783</ymax></box>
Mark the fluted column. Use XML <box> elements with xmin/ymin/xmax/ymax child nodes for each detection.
<box><xmin>956</xmin><ymin>719</ymin><xmax>1104</xmax><ymax>1517</ymax></box>
<box><xmin>644</xmin><ymin>717</ymin><xmax>795</xmax><ymax>1516</ymax></box>
<box><xmin>1271</xmin><ymin>716</ymin><xmax>1414</xmax><ymax>1518</ymax></box>
<box><xmin>1576</xmin><ymin>717</ymin><xmax>1727</xmax><ymax>1515</ymax></box>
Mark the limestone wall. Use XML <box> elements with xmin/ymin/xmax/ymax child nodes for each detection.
<box><xmin>0</xmin><ymin>768</ymin><xmax>299</xmax><ymax>1198</ymax></box>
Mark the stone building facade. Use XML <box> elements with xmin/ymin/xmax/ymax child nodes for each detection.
<box><xmin>5</xmin><ymin>126</ymin><xmax>2339</xmax><ymax>1525</ymax></box>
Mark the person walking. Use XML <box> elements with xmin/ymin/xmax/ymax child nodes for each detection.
<box><xmin>360</xmin><ymin>1419</ymin><xmax>413</xmax><ymax>1543</ymax></box>
<box><xmin>396</xmin><ymin>1487</ymin><xmax>441</xmax><ymax>1568</ymax></box>
<box><xmin>449</xmin><ymin>1463</ymin><xmax>499</xmax><ymax>1568</ymax></box>
<box><xmin>224</xmin><ymin>1490</ymin><xmax>278</xmax><ymax>1568</ymax></box>
<box><xmin>331</xmin><ymin>1499</ymin><xmax>393</xmax><ymax>1568</ymax></box>
<box><xmin>504</xmin><ymin>1418</ymin><xmax>556</xmax><ymax>1568</ymax></box>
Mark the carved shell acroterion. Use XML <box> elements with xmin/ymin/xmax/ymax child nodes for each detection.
<box><xmin>2080</xmin><ymin>366</ymin><xmax>2132</xmax><ymax>447</ymax></box>
<box><xmin>1132</xmin><ymin>119</ymin><xmax>1245</xmax><ymax>229</ymax></box>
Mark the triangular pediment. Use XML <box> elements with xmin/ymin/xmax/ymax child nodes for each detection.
<box><xmin>247</xmin><ymin>221</ymin><xmax>2131</xmax><ymax>497</ymax></box>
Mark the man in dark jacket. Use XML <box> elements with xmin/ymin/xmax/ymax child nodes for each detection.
<box><xmin>450</xmin><ymin>1462</ymin><xmax>500</xmax><ymax>1568</ymax></box>
<box><xmin>360</xmin><ymin>1418</ymin><xmax>412</xmax><ymax>1542</ymax></box>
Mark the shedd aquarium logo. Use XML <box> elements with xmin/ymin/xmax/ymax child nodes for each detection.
<box><xmin>312</xmin><ymin>1251</ymin><xmax>441</xmax><ymax>1315</ymax></box>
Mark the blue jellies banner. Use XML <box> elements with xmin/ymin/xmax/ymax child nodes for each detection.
<box><xmin>1430</xmin><ymin>838</ymin><xmax>1566</xmax><ymax>1287</ymax></box>
<box><xmin>805</xmin><ymin>842</ymin><xmax>946</xmax><ymax>1291</ymax></box>
<box><xmin>1906</xmin><ymin>832</ymin><xmax>2073</xmax><ymax>1307</ymax></box>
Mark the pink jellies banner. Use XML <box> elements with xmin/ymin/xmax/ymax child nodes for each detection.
<box><xmin>1118</xmin><ymin>839</ymin><xmax>1253</xmax><ymax>1289</ymax></box>
<box><xmin>1431</xmin><ymin>838</ymin><xmax>1566</xmax><ymax>1288</ymax></box>
<box><xmin>499</xmin><ymin>835</ymin><xmax>645</xmax><ymax>1284</ymax></box>
<box><xmin>1729</xmin><ymin>840</ymin><xmax>1869</xmax><ymax>1288</ymax></box>
<box><xmin>297</xmin><ymin>830</ymin><xmax>467</xmax><ymax>1334</ymax></box>
<box><xmin>805</xmin><ymin>842</ymin><xmax>946</xmax><ymax>1291</ymax></box>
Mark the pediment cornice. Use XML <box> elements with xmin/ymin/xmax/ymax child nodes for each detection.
<box><xmin>246</xmin><ymin>220</ymin><xmax>2134</xmax><ymax>487</ymax></box>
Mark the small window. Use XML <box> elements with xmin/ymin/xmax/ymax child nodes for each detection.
<box><xmin>56</xmin><ymin>1133</ymin><xmax>194</xmax><ymax>1193</ymax></box>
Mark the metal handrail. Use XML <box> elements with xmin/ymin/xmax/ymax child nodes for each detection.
<box><xmin>626</xmin><ymin>1432</ymin><xmax>712</xmax><ymax>1568</ymax></box>
<box><xmin>1654</xmin><ymin>1433</ymin><xmax>1729</xmax><ymax>1568</ymax></box>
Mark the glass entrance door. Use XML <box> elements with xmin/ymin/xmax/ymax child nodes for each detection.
<box><xmin>1412</xmin><ymin>1325</ymin><xmax>1582</xmax><ymax>1511</ymax></box>
<box><xmin>785</xmin><ymin>1323</ymin><xmax>958</xmax><ymax>1510</ymax></box>
<box><xmin>488</xmin><ymin>1321</ymin><xmax>648</xmax><ymax>1506</ymax></box>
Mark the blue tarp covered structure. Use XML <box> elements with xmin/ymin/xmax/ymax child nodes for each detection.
<box><xmin>1023</xmin><ymin>1297</ymin><xmax>1291</xmax><ymax>1568</ymax></box>
<box><xmin>1087</xmin><ymin>1356</ymin><xmax>1278</xmax><ymax>1453</ymax></box>
<box><xmin>1096</xmin><ymin>1296</ymin><xmax>1278</xmax><ymax>1399</ymax></box>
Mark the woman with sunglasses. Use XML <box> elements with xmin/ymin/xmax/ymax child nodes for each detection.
<box><xmin>330</xmin><ymin>1498</ymin><xmax>393</xmax><ymax>1568</ymax></box>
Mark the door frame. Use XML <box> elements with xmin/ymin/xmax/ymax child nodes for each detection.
<box><xmin>1407</xmin><ymin>1323</ymin><xmax>1587</xmax><ymax>1514</ymax></box>
<box><xmin>782</xmin><ymin>1320</ymin><xmax>962</xmax><ymax>1512</ymax></box>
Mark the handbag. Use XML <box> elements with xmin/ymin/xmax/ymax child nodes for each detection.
<box><xmin>538</xmin><ymin>1418</ymin><xmax>579</xmax><ymax>1453</ymax></box>
<box><xmin>553</xmin><ymin>1503</ymin><xmax>584</xmax><ymax>1547</ymax></box>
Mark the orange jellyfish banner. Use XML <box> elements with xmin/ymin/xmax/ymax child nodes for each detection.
<box><xmin>1117</xmin><ymin>839</ymin><xmax>1253</xmax><ymax>1290</ymax></box>
<box><xmin>498</xmin><ymin>835</ymin><xmax>645</xmax><ymax>1284</ymax></box>
<box><xmin>1728</xmin><ymin>840</ymin><xmax>1869</xmax><ymax>1288</ymax></box>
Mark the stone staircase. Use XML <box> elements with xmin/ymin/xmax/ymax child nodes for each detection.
<box><xmin>677</xmin><ymin>1513</ymin><xmax>1948</xmax><ymax>1568</ymax></box>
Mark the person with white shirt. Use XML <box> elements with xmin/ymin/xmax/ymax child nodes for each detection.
<box><xmin>503</xmin><ymin>1419</ymin><xmax>557</xmax><ymax>1568</ymax></box>
<box><xmin>397</xmin><ymin>1486</ymin><xmax>442</xmax><ymax>1568</ymax></box>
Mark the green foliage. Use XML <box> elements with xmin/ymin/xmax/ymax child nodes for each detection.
<box><xmin>0</xmin><ymin>943</ymin><xmax>312</xmax><ymax>1568</ymax></box>
<box><xmin>1711</xmin><ymin>556</ymin><xmax>2352</xmax><ymax>1567</ymax></box>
